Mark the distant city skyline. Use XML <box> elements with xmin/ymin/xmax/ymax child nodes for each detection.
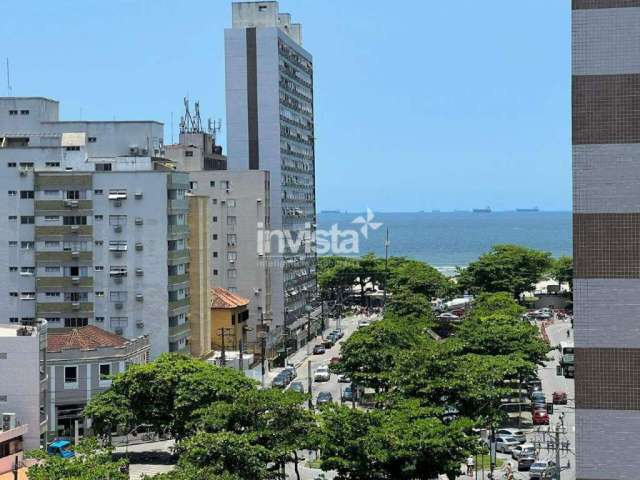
<box><xmin>0</xmin><ymin>0</ymin><xmax>570</xmax><ymax>211</ymax></box>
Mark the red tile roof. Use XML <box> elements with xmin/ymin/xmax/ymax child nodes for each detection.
<box><xmin>47</xmin><ymin>325</ymin><xmax>128</xmax><ymax>353</ymax></box>
<box><xmin>211</xmin><ymin>287</ymin><xmax>250</xmax><ymax>309</ymax></box>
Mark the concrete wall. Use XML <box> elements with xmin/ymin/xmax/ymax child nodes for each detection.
<box><xmin>188</xmin><ymin>195</ymin><xmax>211</xmax><ymax>357</ymax></box>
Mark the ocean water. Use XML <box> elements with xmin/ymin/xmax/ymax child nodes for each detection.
<box><xmin>317</xmin><ymin>211</ymin><xmax>572</xmax><ymax>274</ymax></box>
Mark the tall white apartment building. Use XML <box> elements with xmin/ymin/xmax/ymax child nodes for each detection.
<box><xmin>0</xmin><ymin>321</ymin><xmax>47</xmax><ymax>450</ymax></box>
<box><xmin>0</xmin><ymin>97</ymin><xmax>191</xmax><ymax>359</ymax></box>
<box><xmin>225</xmin><ymin>1</ymin><xmax>318</xmax><ymax>347</ymax></box>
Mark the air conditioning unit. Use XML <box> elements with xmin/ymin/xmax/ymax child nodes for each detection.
<box><xmin>114</xmin><ymin>327</ymin><xmax>123</xmax><ymax>335</ymax></box>
<box><xmin>71</xmin><ymin>277</ymin><xmax>80</xmax><ymax>285</ymax></box>
<box><xmin>135</xmin><ymin>293</ymin><xmax>143</xmax><ymax>302</ymax></box>
<box><xmin>114</xmin><ymin>277</ymin><xmax>123</xmax><ymax>284</ymax></box>
<box><xmin>135</xmin><ymin>242</ymin><xmax>143</xmax><ymax>251</ymax></box>
<box><xmin>65</xmin><ymin>200</ymin><xmax>79</xmax><ymax>208</ymax></box>
<box><xmin>113</xmin><ymin>224</ymin><xmax>122</xmax><ymax>233</ymax></box>
<box><xmin>134</xmin><ymin>192</ymin><xmax>143</xmax><ymax>199</ymax></box>
<box><xmin>19</xmin><ymin>169</ymin><xmax>28</xmax><ymax>177</ymax></box>
<box><xmin>254</xmin><ymin>288</ymin><xmax>262</xmax><ymax>295</ymax></box>
<box><xmin>113</xmin><ymin>250</ymin><xmax>123</xmax><ymax>257</ymax></box>
<box><xmin>115</xmin><ymin>302</ymin><xmax>123</xmax><ymax>310</ymax></box>
<box><xmin>2</xmin><ymin>413</ymin><xmax>16</xmax><ymax>431</ymax></box>
<box><xmin>135</xmin><ymin>268</ymin><xmax>144</xmax><ymax>276</ymax></box>
<box><xmin>113</xmin><ymin>200</ymin><xmax>122</xmax><ymax>207</ymax></box>
<box><xmin>135</xmin><ymin>218</ymin><xmax>143</xmax><ymax>226</ymax></box>
<box><xmin>71</xmin><ymin>225</ymin><xmax>80</xmax><ymax>231</ymax></box>
<box><xmin>136</xmin><ymin>321</ymin><xmax>144</xmax><ymax>328</ymax></box>
<box><xmin>129</xmin><ymin>147</ymin><xmax>140</xmax><ymax>156</ymax></box>
<box><xmin>71</xmin><ymin>302</ymin><xmax>80</xmax><ymax>310</ymax></box>
<box><xmin>71</xmin><ymin>251</ymin><xmax>80</xmax><ymax>259</ymax></box>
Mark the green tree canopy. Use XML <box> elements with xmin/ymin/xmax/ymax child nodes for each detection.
<box><xmin>551</xmin><ymin>256</ymin><xmax>573</xmax><ymax>290</ymax></box>
<box><xmin>457</xmin><ymin>244</ymin><xmax>553</xmax><ymax>298</ymax></box>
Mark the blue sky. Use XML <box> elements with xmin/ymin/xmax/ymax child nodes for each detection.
<box><xmin>1</xmin><ymin>0</ymin><xmax>570</xmax><ymax>212</ymax></box>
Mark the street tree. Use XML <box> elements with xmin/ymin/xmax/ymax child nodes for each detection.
<box><xmin>457</xmin><ymin>244</ymin><xmax>553</xmax><ymax>299</ymax></box>
<box><xmin>551</xmin><ymin>255</ymin><xmax>573</xmax><ymax>291</ymax></box>
<box><xmin>27</xmin><ymin>437</ymin><xmax>127</xmax><ymax>480</ymax></box>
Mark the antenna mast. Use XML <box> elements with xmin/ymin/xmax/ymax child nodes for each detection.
<box><xmin>6</xmin><ymin>58</ymin><xmax>12</xmax><ymax>96</ymax></box>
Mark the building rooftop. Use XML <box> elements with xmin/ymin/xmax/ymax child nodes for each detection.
<box><xmin>0</xmin><ymin>324</ymin><xmax>38</xmax><ymax>337</ymax></box>
<box><xmin>211</xmin><ymin>287</ymin><xmax>250</xmax><ymax>309</ymax></box>
<box><xmin>47</xmin><ymin>326</ymin><xmax>127</xmax><ymax>353</ymax></box>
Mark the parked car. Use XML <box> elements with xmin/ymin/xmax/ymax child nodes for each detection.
<box><xmin>529</xmin><ymin>459</ymin><xmax>556</xmax><ymax>479</ymax></box>
<box><xmin>313</xmin><ymin>344</ymin><xmax>326</xmax><ymax>355</ymax></box>
<box><xmin>527</xmin><ymin>380</ymin><xmax>542</xmax><ymax>395</ymax></box>
<box><xmin>314</xmin><ymin>365</ymin><xmax>331</xmax><ymax>382</ymax></box>
<box><xmin>316</xmin><ymin>391</ymin><xmax>333</xmax><ymax>406</ymax></box>
<box><xmin>495</xmin><ymin>436</ymin><xmax>520</xmax><ymax>453</ymax></box>
<box><xmin>271</xmin><ymin>372</ymin><xmax>290</xmax><ymax>389</ymax></box>
<box><xmin>531</xmin><ymin>390</ymin><xmax>546</xmax><ymax>402</ymax></box>
<box><xmin>497</xmin><ymin>428</ymin><xmax>526</xmax><ymax>444</ymax></box>
<box><xmin>289</xmin><ymin>381</ymin><xmax>305</xmax><ymax>393</ymax></box>
<box><xmin>283</xmin><ymin>365</ymin><xmax>297</xmax><ymax>380</ymax></box>
<box><xmin>511</xmin><ymin>443</ymin><xmax>535</xmax><ymax>460</ymax></box>
<box><xmin>341</xmin><ymin>385</ymin><xmax>353</xmax><ymax>402</ymax></box>
<box><xmin>332</xmin><ymin>329</ymin><xmax>344</xmax><ymax>339</ymax></box>
<box><xmin>517</xmin><ymin>455</ymin><xmax>536</xmax><ymax>471</ymax></box>
<box><xmin>337</xmin><ymin>373</ymin><xmax>351</xmax><ymax>383</ymax></box>
<box><xmin>552</xmin><ymin>390</ymin><xmax>568</xmax><ymax>404</ymax></box>
<box><xmin>533</xmin><ymin>409</ymin><xmax>550</xmax><ymax>425</ymax></box>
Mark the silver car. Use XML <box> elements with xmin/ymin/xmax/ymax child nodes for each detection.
<box><xmin>529</xmin><ymin>459</ymin><xmax>557</xmax><ymax>479</ymax></box>
<box><xmin>497</xmin><ymin>428</ymin><xmax>527</xmax><ymax>444</ymax></box>
<box><xmin>495</xmin><ymin>435</ymin><xmax>520</xmax><ymax>453</ymax></box>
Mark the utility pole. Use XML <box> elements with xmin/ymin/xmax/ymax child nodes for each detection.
<box><xmin>307</xmin><ymin>360</ymin><xmax>313</xmax><ymax>409</ymax></box>
<box><xmin>555</xmin><ymin>422</ymin><xmax>561</xmax><ymax>480</ymax></box>
<box><xmin>218</xmin><ymin>327</ymin><xmax>233</xmax><ymax>367</ymax></box>
<box><xmin>238</xmin><ymin>339</ymin><xmax>244</xmax><ymax>371</ymax></box>
<box><xmin>383</xmin><ymin>227</ymin><xmax>389</xmax><ymax>314</ymax></box>
<box><xmin>260</xmin><ymin>310</ymin><xmax>266</xmax><ymax>388</ymax></box>
<box><xmin>306</xmin><ymin>300</ymin><xmax>312</xmax><ymax>355</ymax></box>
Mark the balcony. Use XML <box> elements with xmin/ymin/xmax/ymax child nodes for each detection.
<box><xmin>168</xmin><ymin>249</ymin><xmax>189</xmax><ymax>263</ymax></box>
<box><xmin>35</xmin><ymin>251</ymin><xmax>92</xmax><ymax>263</ymax></box>
<box><xmin>35</xmin><ymin>225</ymin><xmax>93</xmax><ymax>238</ymax></box>
<box><xmin>34</xmin><ymin>200</ymin><xmax>92</xmax><ymax>213</ymax></box>
<box><xmin>168</xmin><ymin>199</ymin><xmax>188</xmax><ymax>212</ymax></box>
<box><xmin>168</xmin><ymin>224</ymin><xmax>189</xmax><ymax>236</ymax></box>
<box><xmin>169</xmin><ymin>321</ymin><xmax>190</xmax><ymax>339</ymax></box>
<box><xmin>168</xmin><ymin>297</ymin><xmax>189</xmax><ymax>312</ymax></box>
<box><xmin>36</xmin><ymin>302</ymin><xmax>93</xmax><ymax>315</ymax></box>
<box><xmin>168</xmin><ymin>274</ymin><xmax>189</xmax><ymax>286</ymax></box>
<box><xmin>36</xmin><ymin>277</ymin><xmax>93</xmax><ymax>289</ymax></box>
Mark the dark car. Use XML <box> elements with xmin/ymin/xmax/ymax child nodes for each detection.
<box><xmin>289</xmin><ymin>381</ymin><xmax>305</xmax><ymax>393</ymax></box>
<box><xmin>271</xmin><ymin>372</ymin><xmax>289</xmax><ymax>389</ymax></box>
<box><xmin>531</xmin><ymin>391</ymin><xmax>546</xmax><ymax>402</ymax></box>
<box><xmin>316</xmin><ymin>391</ymin><xmax>333</xmax><ymax>406</ymax></box>
<box><xmin>313</xmin><ymin>344</ymin><xmax>326</xmax><ymax>355</ymax></box>
<box><xmin>518</xmin><ymin>455</ymin><xmax>536</xmax><ymax>471</ymax></box>
<box><xmin>341</xmin><ymin>385</ymin><xmax>353</xmax><ymax>402</ymax></box>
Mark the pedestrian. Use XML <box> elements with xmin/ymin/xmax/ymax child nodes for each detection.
<box><xmin>567</xmin><ymin>329</ymin><xmax>571</xmax><ymax>338</ymax></box>
<box><xmin>466</xmin><ymin>455</ymin><xmax>475</xmax><ymax>476</ymax></box>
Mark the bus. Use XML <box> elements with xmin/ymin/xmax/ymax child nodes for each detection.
<box><xmin>559</xmin><ymin>341</ymin><xmax>575</xmax><ymax>378</ymax></box>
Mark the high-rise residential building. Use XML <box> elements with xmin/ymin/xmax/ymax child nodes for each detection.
<box><xmin>225</xmin><ymin>1</ymin><xmax>318</xmax><ymax>349</ymax></box>
<box><xmin>0</xmin><ymin>320</ymin><xmax>47</xmax><ymax>450</ymax></box>
<box><xmin>573</xmin><ymin>2</ymin><xmax>640</xmax><ymax>478</ymax></box>
<box><xmin>0</xmin><ymin>97</ymin><xmax>191</xmax><ymax>359</ymax></box>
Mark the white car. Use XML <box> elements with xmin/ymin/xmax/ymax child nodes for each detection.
<box><xmin>497</xmin><ymin>428</ymin><xmax>526</xmax><ymax>444</ymax></box>
<box><xmin>314</xmin><ymin>366</ymin><xmax>330</xmax><ymax>382</ymax></box>
<box><xmin>511</xmin><ymin>443</ymin><xmax>535</xmax><ymax>460</ymax></box>
<box><xmin>495</xmin><ymin>435</ymin><xmax>520</xmax><ymax>453</ymax></box>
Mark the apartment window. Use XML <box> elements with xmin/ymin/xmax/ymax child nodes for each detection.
<box><xmin>64</xmin><ymin>318</ymin><xmax>88</xmax><ymax>328</ymax></box>
<box><xmin>21</xmin><ymin>241</ymin><xmax>34</xmax><ymax>250</ymax></box>
<box><xmin>99</xmin><ymin>363</ymin><xmax>111</xmax><ymax>381</ymax></box>
<box><xmin>94</xmin><ymin>266</ymin><xmax>104</xmax><ymax>271</ymax></box>
<box><xmin>189</xmin><ymin>181</ymin><xmax>198</xmax><ymax>190</ymax></box>
<box><xmin>63</xmin><ymin>216</ymin><xmax>87</xmax><ymax>225</ymax></box>
<box><xmin>184</xmin><ymin>151</ymin><xmax>194</xmax><ymax>157</ymax></box>
<box><xmin>88</xmin><ymin>137</ymin><xmax>97</xmax><ymax>143</ymax></box>
<box><xmin>110</xmin><ymin>317</ymin><xmax>128</xmax><ymax>329</ymax></box>
<box><xmin>227</xmin><ymin>269</ymin><xmax>237</xmax><ymax>279</ymax></box>
<box><xmin>212</xmin><ymin>198</ymin><xmax>217</xmax><ymax>205</ymax></box>
<box><xmin>227</xmin><ymin>234</ymin><xmax>237</xmax><ymax>246</ymax></box>
<box><xmin>45</xmin><ymin>318</ymin><xmax>61</xmax><ymax>323</ymax></box>
<box><xmin>212</xmin><ymin>216</ymin><xmax>218</xmax><ymax>223</ymax></box>
<box><xmin>65</xmin><ymin>146</ymin><xmax>80</xmax><ymax>152</ymax></box>
<box><xmin>94</xmin><ymin>189</ymin><xmax>103</xmax><ymax>195</ymax></box>
<box><xmin>210</xmin><ymin>181</ymin><xmax>216</xmax><ymax>187</ymax></box>
<box><xmin>64</xmin><ymin>366</ymin><xmax>78</xmax><ymax>385</ymax></box>
<box><xmin>66</xmin><ymin>190</ymin><xmax>81</xmax><ymax>200</ymax></box>
<box><xmin>20</xmin><ymin>216</ymin><xmax>34</xmax><ymax>225</ymax></box>
<box><xmin>7</xmin><ymin>163</ymin><xmax>15</xmax><ymax>168</ymax></box>
<box><xmin>110</xmin><ymin>291</ymin><xmax>128</xmax><ymax>302</ymax></box>
<box><xmin>45</xmin><ymin>266</ymin><xmax>61</xmax><ymax>273</ymax></box>
<box><xmin>227</xmin><ymin>216</ymin><xmax>236</xmax><ymax>226</ymax></box>
<box><xmin>95</xmin><ymin>163</ymin><xmax>112</xmax><ymax>172</ymax></box>
<box><xmin>65</xmin><ymin>292</ymin><xmax>88</xmax><ymax>302</ymax></box>
<box><xmin>227</xmin><ymin>199</ymin><xmax>236</xmax><ymax>208</ymax></box>
<box><xmin>7</xmin><ymin>191</ymin><xmax>16</xmax><ymax>196</ymax></box>
<box><xmin>44</xmin><ymin>216</ymin><xmax>59</xmax><ymax>222</ymax></box>
<box><xmin>63</xmin><ymin>240</ymin><xmax>88</xmax><ymax>251</ymax></box>
<box><xmin>20</xmin><ymin>190</ymin><xmax>34</xmax><ymax>199</ymax></box>
<box><xmin>8</xmin><ymin>110</ymin><xmax>17</xmax><ymax>116</ymax></box>
<box><xmin>9</xmin><ymin>318</ymin><xmax>18</xmax><ymax>323</ymax></box>
<box><xmin>20</xmin><ymin>110</ymin><xmax>29</xmax><ymax>115</ymax></box>
<box><xmin>213</xmin><ymin>251</ymin><xmax>218</xmax><ymax>258</ymax></box>
<box><xmin>227</xmin><ymin>252</ymin><xmax>238</xmax><ymax>262</ymax></box>
<box><xmin>8</xmin><ymin>266</ymin><xmax>17</xmax><ymax>272</ymax></box>
<box><xmin>95</xmin><ymin>241</ymin><xmax>103</xmax><ymax>246</ymax></box>
<box><xmin>95</xmin><ymin>316</ymin><xmax>104</xmax><ymax>323</ymax></box>
<box><xmin>109</xmin><ymin>215</ymin><xmax>127</xmax><ymax>226</ymax></box>
<box><xmin>20</xmin><ymin>267</ymin><xmax>35</xmax><ymax>276</ymax></box>
<box><xmin>108</xmin><ymin>189</ymin><xmax>127</xmax><ymax>200</ymax></box>
<box><xmin>44</xmin><ymin>241</ymin><xmax>60</xmax><ymax>248</ymax></box>
<box><xmin>8</xmin><ymin>216</ymin><xmax>16</xmax><ymax>221</ymax></box>
<box><xmin>64</xmin><ymin>266</ymin><xmax>89</xmax><ymax>277</ymax></box>
<box><xmin>109</xmin><ymin>266</ymin><xmax>127</xmax><ymax>277</ymax></box>
<box><xmin>8</xmin><ymin>241</ymin><xmax>16</xmax><ymax>247</ymax></box>
<box><xmin>212</xmin><ymin>234</ymin><xmax>218</xmax><ymax>240</ymax></box>
<box><xmin>20</xmin><ymin>292</ymin><xmax>35</xmax><ymax>300</ymax></box>
<box><xmin>213</xmin><ymin>269</ymin><xmax>218</xmax><ymax>276</ymax></box>
<box><xmin>45</xmin><ymin>162</ymin><xmax>60</xmax><ymax>167</ymax></box>
<box><xmin>19</xmin><ymin>162</ymin><xmax>34</xmax><ymax>169</ymax></box>
<box><xmin>95</xmin><ymin>291</ymin><xmax>104</xmax><ymax>297</ymax></box>
<box><xmin>44</xmin><ymin>190</ymin><xmax>59</xmax><ymax>196</ymax></box>
<box><xmin>109</xmin><ymin>241</ymin><xmax>128</xmax><ymax>252</ymax></box>
<box><xmin>95</xmin><ymin>215</ymin><xmax>103</xmax><ymax>221</ymax></box>
<box><xmin>45</xmin><ymin>292</ymin><xmax>60</xmax><ymax>298</ymax></box>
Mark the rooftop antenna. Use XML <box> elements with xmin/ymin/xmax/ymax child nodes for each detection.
<box><xmin>193</xmin><ymin>101</ymin><xmax>203</xmax><ymax>133</ymax></box>
<box><xmin>208</xmin><ymin>118</ymin><xmax>222</xmax><ymax>143</ymax></box>
<box><xmin>6</xmin><ymin>58</ymin><xmax>12</xmax><ymax>96</ymax></box>
<box><xmin>171</xmin><ymin>111</ymin><xmax>174</xmax><ymax>144</ymax></box>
